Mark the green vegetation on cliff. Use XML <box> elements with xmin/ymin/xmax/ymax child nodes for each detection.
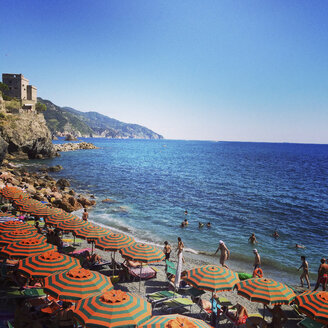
<box><xmin>39</xmin><ymin>98</ymin><xmax>163</xmax><ymax>139</ymax></box>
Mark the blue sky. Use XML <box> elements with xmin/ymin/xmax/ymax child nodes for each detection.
<box><xmin>1</xmin><ymin>1</ymin><xmax>327</xmax><ymax>142</ymax></box>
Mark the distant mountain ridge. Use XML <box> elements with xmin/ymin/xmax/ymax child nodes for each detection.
<box><xmin>39</xmin><ymin>98</ymin><xmax>163</xmax><ymax>139</ymax></box>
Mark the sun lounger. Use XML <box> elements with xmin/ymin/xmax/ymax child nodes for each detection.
<box><xmin>215</xmin><ymin>295</ymin><xmax>233</xmax><ymax>306</ymax></box>
<box><xmin>297</xmin><ymin>317</ymin><xmax>325</xmax><ymax>328</ymax></box>
<box><xmin>162</xmin><ymin>297</ymin><xmax>194</xmax><ymax>314</ymax></box>
<box><xmin>147</xmin><ymin>290</ymin><xmax>181</xmax><ymax>309</ymax></box>
<box><xmin>128</xmin><ymin>265</ymin><xmax>157</xmax><ymax>280</ymax></box>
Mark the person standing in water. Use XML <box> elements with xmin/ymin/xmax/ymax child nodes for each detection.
<box><xmin>248</xmin><ymin>233</ymin><xmax>258</xmax><ymax>244</ymax></box>
<box><xmin>82</xmin><ymin>208</ymin><xmax>89</xmax><ymax>221</ymax></box>
<box><xmin>214</xmin><ymin>240</ymin><xmax>230</xmax><ymax>269</ymax></box>
<box><xmin>298</xmin><ymin>256</ymin><xmax>310</xmax><ymax>289</ymax></box>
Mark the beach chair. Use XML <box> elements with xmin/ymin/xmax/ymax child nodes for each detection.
<box><xmin>297</xmin><ymin>317</ymin><xmax>325</xmax><ymax>328</ymax></box>
<box><xmin>215</xmin><ymin>295</ymin><xmax>233</xmax><ymax>307</ymax></box>
<box><xmin>146</xmin><ymin>290</ymin><xmax>181</xmax><ymax>309</ymax></box>
<box><xmin>162</xmin><ymin>297</ymin><xmax>194</xmax><ymax>314</ymax></box>
<box><xmin>127</xmin><ymin>265</ymin><xmax>157</xmax><ymax>281</ymax></box>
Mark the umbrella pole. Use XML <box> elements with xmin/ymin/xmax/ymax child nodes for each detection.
<box><xmin>91</xmin><ymin>241</ymin><xmax>94</xmax><ymax>255</ymax></box>
<box><xmin>139</xmin><ymin>265</ymin><xmax>142</xmax><ymax>293</ymax></box>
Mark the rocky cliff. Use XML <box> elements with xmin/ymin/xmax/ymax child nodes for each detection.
<box><xmin>0</xmin><ymin>94</ymin><xmax>56</xmax><ymax>161</ymax></box>
<box><xmin>39</xmin><ymin>98</ymin><xmax>164</xmax><ymax>139</ymax></box>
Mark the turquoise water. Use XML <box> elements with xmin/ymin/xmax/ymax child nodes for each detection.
<box><xmin>36</xmin><ymin>139</ymin><xmax>328</xmax><ymax>283</ymax></box>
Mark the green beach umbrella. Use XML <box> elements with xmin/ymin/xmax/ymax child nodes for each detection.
<box><xmin>295</xmin><ymin>291</ymin><xmax>328</xmax><ymax>325</ymax></box>
<box><xmin>17</xmin><ymin>250</ymin><xmax>80</xmax><ymax>279</ymax></box>
<box><xmin>0</xmin><ymin>229</ymin><xmax>46</xmax><ymax>246</ymax></box>
<box><xmin>44</xmin><ymin>267</ymin><xmax>113</xmax><ymax>303</ymax></box>
<box><xmin>138</xmin><ymin>314</ymin><xmax>213</xmax><ymax>328</ymax></box>
<box><xmin>73</xmin><ymin>289</ymin><xmax>151</xmax><ymax>328</ymax></box>
<box><xmin>235</xmin><ymin>278</ymin><xmax>296</xmax><ymax>305</ymax></box>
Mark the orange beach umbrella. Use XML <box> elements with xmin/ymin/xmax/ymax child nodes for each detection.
<box><xmin>0</xmin><ymin>238</ymin><xmax>57</xmax><ymax>259</ymax></box>
<box><xmin>235</xmin><ymin>278</ymin><xmax>296</xmax><ymax>305</ymax></box>
<box><xmin>120</xmin><ymin>243</ymin><xmax>165</xmax><ymax>263</ymax></box>
<box><xmin>295</xmin><ymin>291</ymin><xmax>328</xmax><ymax>324</ymax></box>
<box><xmin>0</xmin><ymin>186</ymin><xmax>28</xmax><ymax>200</ymax></box>
<box><xmin>44</xmin><ymin>267</ymin><xmax>113</xmax><ymax>303</ymax></box>
<box><xmin>73</xmin><ymin>289</ymin><xmax>151</xmax><ymax>328</ymax></box>
<box><xmin>18</xmin><ymin>251</ymin><xmax>80</xmax><ymax>279</ymax></box>
<box><xmin>95</xmin><ymin>232</ymin><xmax>135</xmax><ymax>252</ymax></box>
<box><xmin>139</xmin><ymin>314</ymin><xmax>213</xmax><ymax>328</ymax></box>
<box><xmin>0</xmin><ymin>229</ymin><xmax>46</xmax><ymax>246</ymax></box>
<box><xmin>0</xmin><ymin>220</ymin><xmax>36</xmax><ymax>234</ymax></box>
<box><xmin>183</xmin><ymin>265</ymin><xmax>240</xmax><ymax>292</ymax></box>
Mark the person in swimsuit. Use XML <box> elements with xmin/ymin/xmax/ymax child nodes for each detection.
<box><xmin>82</xmin><ymin>208</ymin><xmax>89</xmax><ymax>221</ymax></box>
<box><xmin>163</xmin><ymin>241</ymin><xmax>171</xmax><ymax>260</ymax></box>
<box><xmin>264</xmin><ymin>305</ymin><xmax>287</xmax><ymax>328</ymax></box>
<box><xmin>253</xmin><ymin>249</ymin><xmax>261</xmax><ymax>270</ymax></box>
<box><xmin>295</xmin><ymin>243</ymin><xmax>305</xmax><ymax>249</ymax></box>
<box><xmin>248</xmin><ymin>233</ymin><xmax>258</xmax><ymax>244</ymax></box>
<box><xmin>298</xmin><ymin>255</ymin><xmax>310</xmax><ymax>289</ymax></box>
<box><xmin>214</xmin><ymin>240</ymin><xmax>230</xmax><ymax>268</ymax></box>
<box><xmin>272</xmin><ymin>230</ymin><xmax>279</xmax><ymax>239</ymax></box>
<box><xmin>177</xmin><ymin>237</ymin><xmax>185</xmax><ymax>263</ymax></box>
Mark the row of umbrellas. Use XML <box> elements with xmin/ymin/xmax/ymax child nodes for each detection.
<box><xmin>0</xmin><ymin>186</ymin><xmax>327</xmax><ymax>326</ymax></box>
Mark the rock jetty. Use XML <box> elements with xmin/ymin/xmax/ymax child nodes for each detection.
<box><xmin>54</xmin><ymin>142</ymin><xmax>98</xmax><ymax>152</ymax></box>
<box><xmin>0</xmin><ymin>161</ymin><xmax>96</xmax><ymax>212</ymax></box>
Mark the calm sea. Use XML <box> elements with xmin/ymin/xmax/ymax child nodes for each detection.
<box><xmin>33</xmin><ymin>139</ymin><xmax>328</xmax><ymax>284</ymax></box>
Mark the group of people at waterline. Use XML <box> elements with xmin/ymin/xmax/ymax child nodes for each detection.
<box><xmin>177</xmin><ymin>211</ymin><xmax>328</xmax><ymax>291</ymax></box>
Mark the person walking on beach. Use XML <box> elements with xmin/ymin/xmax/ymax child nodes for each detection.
<box><xmin>298</xmin><ymin>256</ymin><xmax>310</xmax><ymax>289</ymax></box>
<box><xmin>163</xmin><ymin>241</ymin><xmax>171</xmax><ymax>260</ymax></box>
<box><xmin>175</xmin><ymin>237</ymin><xmax>185</xmax><ymax>289</ymax></box>
<box><xmin>248</xmin><ymin>233</ymin><xmax>258</xmax><ymax>244</ymax></box>
<box><xmin>82</xmin><ymin>208</ymin><xmax>88</xmax><ymax>221</ymax></box>
<box><xmin>253</xmin><ymin>249</ymin><xmax>261</xmax><ymax>270</ymax></box>
<box><xmin>214</xmin><ymin>240</ymin><xmax>230</xmax><ymax>269</ymax></box>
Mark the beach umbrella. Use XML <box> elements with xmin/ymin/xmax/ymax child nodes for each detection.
<box><xmin>75</xmin><ymin>224</ymin><xmax>111</xmax><ymax>253</ymax></box>
<box><xmin>294</xmin><ymin>291</ymin><xmax>328</xmax><ymax>325</ymax></box>
<box><xmin>13</xmin><ymin>198</ymin><xmax>48</xmax><ymax>214</ymax></box>
<box><xmin>0</xmin><ymin>212</ymin><xmax>16</xmax><ymax>218</ymax></box>
<box><xmin>28</xmin><ymin>206</ymin><xmax>56</xmax><ymax>217</ymax></box>
<box><xmin>0</xmin><ymin>220</ymin><xmax>36</xmax><ymax>233</ymax></box>
<box><xmin>17</xmin><ymin>250</ymin><xmax>80</xmax><ymax>279</ymax></box>
<box><xmin>0</xmin><ymin>229</ymin><xmax>46</xmax><ymax>246</ymax></box>
<box><xmin>0</xmin><ymin>186</ymin><xmax>28</xmax><ymax>200</ymax></box>
<box><xmin>95</xmin><ymin>232</ymin><xmax>135</xmax><ymax>273</ymax></box>
<box><xmin>45</xmin><ymin>210</ymin><xmax>80</xmax><ymax>227</ymax></box>
<box><xmin>0</xmin><ymin>238</ymin><xmax>57</xmax><ymax>259</ymax></box>
<box><xmin>44</xmin><ymin>267</ymin><xmax>113</xmax><ymax>303</ymax></box>
<box><xmin>138</xmin><ymin>314</ymin><xmax>212</xmax><ymax>328</ymax></box>
<box><xmin>73</xmin><ymin>289</ymin><xmax>151</xmax><ymax>328</ymax></box>
<box><xmin>183</xmin><ymin>265</ymin><xmax>240</xmax><ymax>292</ymax></box>
<box><xmin>57</xmin><ymin>218</ymin><xmax>89</xmax><ymax>245</ymax></box>
<box><xmin>120</xmin><ymin>242</ymin><xmax>165</xmax><ymax>291</ymax></box>
<box><xmin>120</xmin><ymin>243</ymin><xmax>165</xmax><ymax>263</ymax></box>
<box><xmin>235</xmin><ymin>278</ymin><xmax>296</xmax><ymax>305</ymax></box>
<box><xmin>183</xmin><ymin>265</ymin><xmax>240</xmax><ymax>321</ymax></box>
<box><xmin>95</xmin><ymin>233</ymin><xmax>135</xmax><ymax>252</ymax></box>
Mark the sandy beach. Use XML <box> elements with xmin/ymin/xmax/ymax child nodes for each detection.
<box><xmin>64</xmin><ymin>230</ymin><xmax>307</xmax><ymax>328</ymax></box>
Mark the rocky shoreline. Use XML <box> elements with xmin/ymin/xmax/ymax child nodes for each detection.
<box><xmin>0</xmin><ymin>161</ymin><xmax>96</xmax><ymax>213</ymax></box>
<box><xmin>54</xmin><ymin>142</ymin><xmax>99</xmax><ymax>152</ymax></box>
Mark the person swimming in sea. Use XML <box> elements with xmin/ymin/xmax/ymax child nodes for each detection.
<box><xmin>248</xmin><ymin>233</ymin><xmax>258</xmax><ymax>244</ymax></box>
<box><xmin>295</xmin><ymin>243</ymin><xmax>306</xmax><ymax>249</ymax></box>
<box><xmin>180</xmin><ymin>218</ymin><xmax>188</xmax><ymax>227</ymax></box>
<box><xmin>273</xmin><ymin>230</ymin><xmax>279</xmax><ymax>239</ymax></box>
<box><xmin>207</xmin><ymin>222</ymin><xmax>211</xmax><ymax>227</ymax></box>
<box><xmin>198</xmin><ymin>222</ymin><xmax>204</xmax><ymax>228</ymax></box>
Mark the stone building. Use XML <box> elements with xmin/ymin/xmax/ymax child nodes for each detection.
<box><xmin>2</xmin><ymin>73</ymin><xmax>37</xmax><ymax>111</ymax></box>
